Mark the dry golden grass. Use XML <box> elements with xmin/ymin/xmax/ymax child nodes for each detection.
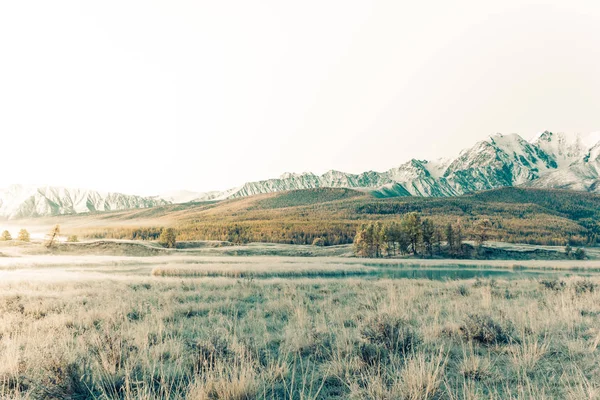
<box><xmin>150</xmin><ymin>263</ymin><xmax>375</xmax><ymax>278</ymax></box>
<box><xmin>0</xmin><ymin>274</ymin><xmax>599</xmax><ymax>399</ymax></box>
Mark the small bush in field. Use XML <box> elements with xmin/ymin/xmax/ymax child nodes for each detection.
<box><xmin>573</xmin><ymin>279</ymin><xmax>597</xmax><ymax>295</ymax></box>
<box><xmin>539</xmin><ymin>279</ymin><xmax>566</xmax><ymax>291</ymax></box>
<box><xmin>312</xmin><ymin>237</ymin><xmax>326</xmax><ymax>246</ymax></box>
<box><xmin>67</xmin><ymin>235</ymin><xmax>79</xmax><ymax>243</ymax></box>
<box><xmin>460</xmin><ymin>314</ymin><xmax>515</xmax><ymax>345</ymax></box>
<box><xmin>574</xmin><ymin>248</ymin><xmax>586</xmax><ymax>260</ymax></box>
<box><xmin>457</xmin><ymin>284</ymin><xmax>470</xmax><ymax>296</ymax></box>
<box><xmin>473</xmin><ymin>278</ymin><xmax>498</xmax><ymax>288</ymax></box>
<box><xmin>361</xmin><ymin>314</ymin><xmax>420</xmax><ymax>354</ymax></box>
<box><xmin>359</xmin><ymin>342</ymin><xmax>387</xmax><ymax>366</ymax></box>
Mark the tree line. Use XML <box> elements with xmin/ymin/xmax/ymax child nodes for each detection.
<box><xmin>0</xmin><ymin>227</ymin><xmax>79</xmax><ymax>247</ymax></box>
<box><xmin>353</xmin><ymin>212</ymin><xmax>588</xmax><ymax>259</ymax></box>
<box><xmin>354</xmin><ymin>212</ymin><xmax>491</xmax><ymax>258</ymax></box>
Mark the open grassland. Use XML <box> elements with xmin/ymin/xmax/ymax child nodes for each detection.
<box><xmin>1</xmin><ymin>274</ymin><xmax>599</xmax><ymax>399</ymax></box>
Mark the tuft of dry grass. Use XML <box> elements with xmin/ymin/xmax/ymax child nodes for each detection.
<box><xmin>400</xmin><ymin>349</ymin><xmax>448</xmax><ymax>400</ymax></box>
<box><xmin>508</xmin><ymin>334</ymin><xmax>550</xmax><ymax>373</ymax></box>
<box><xmin>459</xmin><ymin>343</ymin><xmax>492</xmax><ymax>381</ymax></box>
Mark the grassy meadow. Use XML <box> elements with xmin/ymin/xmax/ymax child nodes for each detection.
<box><xmin>1</xmin><ymin>272</ymin><xmax>599</xmax><ymax>399</ymax></box>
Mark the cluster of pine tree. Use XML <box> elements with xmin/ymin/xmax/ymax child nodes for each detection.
<box><xmin>0</xmin><ymin>229</ymin><xmax>30</xmax><ymax>242</ymax></box>
<box><xmin>84</xmin><ymin>227</ymin><xmax>164</xmax><ymax>241</ymax></box>
<box><xmin>353</xmin><ymin>212</ymin><xmax>489</xmax><ymax>258</ymax></box>
<box><xmin>173</xmin><ymin>221</ymin><xmax>356</xmax><ymax>245</ymax></box>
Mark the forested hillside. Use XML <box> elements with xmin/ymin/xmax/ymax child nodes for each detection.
<box><xmin>42</xmin><ymin>187</ymin><xmax>600</xmax><ymax>247</ymax></box>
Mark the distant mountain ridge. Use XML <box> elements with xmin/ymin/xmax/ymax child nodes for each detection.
<box><xmin>0</xmin><ymin>185</ymin><xmax>167</xmax><ymax>219</ymax></box>
<box><xmin>180</xmin><ymin>130</ymin><xmax>600</xmax><ymax>202</ymax></box>
<box><xmin>4</xmin><ymin>130</ymin><xmax>600</xmax><ymax>218</ymax></box>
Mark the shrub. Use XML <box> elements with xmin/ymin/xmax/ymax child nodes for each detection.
<box><xmin>473</xmin><ymin>278</ymin><xmax>498</xmax><ymax>288</ymax></box>
<box><xmin>361</xmin><ymin>314</ymin><xmax>420</xmax><ymax>354</ymax></box>
<box><xmin>1</xmin><ymin>230</ymin><xmax>12</xmax><ymax>241</ymax></box>
<box><xmin>358</xmin><ymin>342</ymin><xmax>387</xmax><ymax>366</ymax></box>
<box><xmin>67</xmin><ymin>235</ymin><xmax>79</xmax><ymax>243</ymax></box>
<box><xmin>460</xmin><ymin>314</ymin><xmax>515</xmax><ymax>345</ymax></box>
<box><xmin>158</xmin><ymin>228</ymin><xmax>177</xmax><ymax>248</ymax></box>
<box><xmin>539</xmin><ymin>279</ymin><xmax>566</xmax><ymax>291</ymax></box>
<box><xmin>574</xmin><ymin>248</ymin><xmax>586</xmax><ymax>260</ymax></box>
<box><xmin>312</xmin><ymin>237</ymin><xmax>326</xmax><ymax>247</ymax></box>
<box><xmin>457</xmin><ymin>285</ymin><xmax>470</xmax><ymax>296</ymax></box>
<box><xmin>573</xmin><ymin>279</ymin><xmax>597</xmax><ymax>295</ymax></box>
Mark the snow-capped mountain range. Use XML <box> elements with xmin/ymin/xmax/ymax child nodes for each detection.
<box><xmin>0</xmin><ymin>185</ymin><xmax>167</xmax><ymax>219</ymax></box>
<box><xmin>180</xmin><ymin>130</ymin><xmax>600</xmax><ymax>201</ymax></box>
<box><xmin>2</xmin><ymin>131</ymin><xmax>600</xmax><ymax>219</ymax></box>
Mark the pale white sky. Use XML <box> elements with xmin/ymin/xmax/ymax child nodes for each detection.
<box><xmin>1</xmin><ymin>1</ymin><xmax>600</xmax><ymax>195</ymax></box>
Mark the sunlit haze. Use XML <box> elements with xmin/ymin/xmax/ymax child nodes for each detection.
<box><xmin>2</xmin><ymin>0</ymin><xmax>600</xmax><ymax>195</ymax></box>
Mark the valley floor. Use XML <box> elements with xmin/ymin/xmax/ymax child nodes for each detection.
<box><xmin>0</xmin><ymin>241</ymin><xmax>599</xmax><ymax>399</ymax></box>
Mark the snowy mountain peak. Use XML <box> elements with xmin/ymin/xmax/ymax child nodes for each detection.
<box><xmin>279</xmin><ymin>171</ymin><xmax>315</xmax><ymax>180</ymax></box>
<box><xmin>279</xmin><ymin>172</ymin><xmax>299</xmax><ymax>179</ymax></box>
<box><xmin>322</xmin><ymin>170</ymin><xmax>346</xmax><ymax>178</ymax></box>
<box><xmin>529</xmin><ymin>131</ymin><xmax>594</xmax><ymax>169</ymax></box>
<box><xmin>531</xmin><ymin>130</ymin><xmax>600</xmax><ymax>149</ymax></box>
<box><xmin>423</xmin><ymin>158</ymin><xmax>451</xmax><ymax>179</ymax></box>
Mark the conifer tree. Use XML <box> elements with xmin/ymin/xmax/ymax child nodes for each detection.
<box><xmin>434</xmin><ymin>228</ymin><xmax>443</xmax><ymax>255</ymax></box>
<box><xmin>455</xmin><ymin>222</ymin><xmax>464</xmax><ymax>256</ymax></box>
<box><xmin>403</xmin><ymin>212</ymin><xmax>422</xmax><ymax>255</ymax></box>
<box><xmin>422</xmin><ymin>219</ymin><xmax>435</xmax><ymax>257</ymax></box>
<box><xmin>564</xmin><ymin>243</ymin><xmax>572</xmax><ymax>258</ymax></box>
<box><xmin>353</xmin><ymin>228</ymin><xmax>369</xmax><ymax>257</ymax></box>
<box><xmin>159</xmin><ymin>228</ymin><xmax>177</xmax><ymax>248</ymax></box>
<box><xmin>445</xmin><ymin>223</ymin><xmax>454</xmax><ymax>254</ymax></box>
<box><xmin>45</xmin><ymin>225</ymin><xmax>60</xmax><ymax>248</ymax></box>
<box><xmin>377</xmin><ymin>222</ymin><xmax>388</xmax><ymax>257</ymax></box>
<box><xmin>385</xmin><ymin>222</ymin><xmax>399</xmax><ymax>256</ymax></box>
<box><xmin>365</xmin><ymin>223</ymin><xmax>375</xmax><ymax>257</ymax></box>
<box><xmin>474</xmin><ymin>219</ymin><xmax>492</xmax><ymax>248</ymax></box>
<box><xmin>17</xmin><ymin>229</ymin><xmax>30</xmax><ymax>242</ymax></box>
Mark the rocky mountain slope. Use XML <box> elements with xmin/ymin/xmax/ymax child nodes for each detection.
<box><xmin>526</xmin><ymin>137</ymin><xmax>600</xmax><ymax>193</ymax></box>
<box><xmin>0</xmin><ymin>185</ymin><xmax>167</xmax><ymax>219</ymax></box>
<box><xmin>183</xmin><ymin>130</ymin><xmax>600</xmax><ymax>201</ymax></box>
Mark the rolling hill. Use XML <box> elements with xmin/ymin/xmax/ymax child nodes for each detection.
<box><xmin>11</xmin><ymin>187</ymin><xmax>600</xmax><ymax>247</ymax></box>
